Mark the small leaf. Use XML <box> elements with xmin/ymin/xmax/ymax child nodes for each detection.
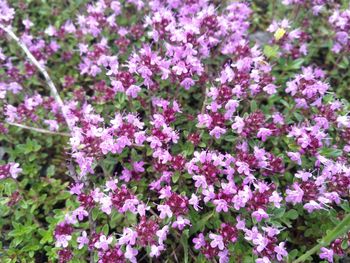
<box><xmin>250</xmin><ymin>100</ymin><xmax>258</xmax><ymax>112</ymax></box>
<box><xmin>180</xmin><ymin>229</ymin><xmax>189</xmax><ymax>263</ymax></box>
<box><xmin>263</xmin><ymin>45</ymin><xmax>279</xmax><ymax>59</ymax></box>
<box><xmin>285</xmin><ymin>209</ymin><xmax>299</xmax><ymax>220</ymax></box>
<box><xmin>319</xmin><ymin>148</ymin><xmax>342</xmax><ymax>158</ymax></box>
<box><xmin>92</xmin><ymin>208</ymin><xmax>99</xmax><ymax>221</ymax></box>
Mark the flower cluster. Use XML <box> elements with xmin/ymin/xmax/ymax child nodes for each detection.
<box><xmin>0</xmin><ymin>162</ymin><xmax>21</xmax><ymax>179</ymax></box>
<box><xmin>1</xmin><ymin>0</ymin><xmax>350</xmax><ymax>262</ymax></box>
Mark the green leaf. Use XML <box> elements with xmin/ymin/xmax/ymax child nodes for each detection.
<box><xmin>286</xmin><ymin>58</ymin><xmax>304</xmax><ymax>70</ymax></box>
<box><xmin>319</xmin><ymin>148</ymin><xmax>342</xmax><ymax>158</ymax></box>
<box><xmin>263</xmin><ymin>45</ymin><xmax>279</xmax><ymax>59</ymax></box>
<box><xmin>293</xmin><ymin>213</ymin><xmax>350</xmax><ymax>263</ymax></box>
<box><xmin>182</xmin><ymin>142</ymin><xmax>194</xmax><ymax>157</ymax></box>
<box><xmin>250</xmin><ymin>100</ymin><xmax>258</xmax><ymax>112</ymax></box>
<box><xmin>285</xmin><ymin>209</ymin><xmax>299</xmax><ymax>220</ymax></box>
<box><xmin>224</xmin><ymin>135</ymin><xmax>236</xmax><ymax>142</ymax></box>
<box><xmin>190</xmin><ymin>212</ymin><xmax>213</xmax><ymax>235</ymax></box>
<box><xmin>272</xmin><ymin>207</ymin><xmax>286</xmax><ymax>219</ymax></box>
<box><xmin>92</xmin><ymin>208</ymin><xmax>99</xmax><ymax>221</ymax></box>
<box><xmin>180</xmin><ymin>229</ymin><xmax>189</xmax><ymax>263</ymax></box>
<box><xmin>172</xmin><ymin>171</ymin><xmax>180</xmax><ymax>183</ymax></box>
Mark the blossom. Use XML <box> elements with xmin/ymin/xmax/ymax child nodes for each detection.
<box><xmin>193</xmin><ymin>233</ymin><xmax>206</xmax><ymax>250</ymax></box>
<box><xmin>157</xmin><ymin>204</ymin><xmax>173</xmax><ymax>219</ymax></box>
<box><xmin>274</xmin><ymin>242</ymin><xmax>288</xmax><ymax>261</ymax></box>
<box><xmin>286</xmin><ymin>183</ymin><xmax>304</xmax><ymax>204</ymax></box>
<box><xmin>126</xmin><ymin>85</ymin><xmax>141</xmax><ymax>98</ymax></box>
<box><xmin>156</xmin><ymin>225</ymin><xmax>169</xmax><ymax>245</ymax></box>
<box><xmin>77</xmin><ymin>231</ymin><xmax>89</xmax><ymax>249</ymax></box>
<box><xmin>295</xmin><ymin>170</ymin><xmax>312</xmax><ymax>181</ymax></box>
<box><xmin>118</xmin><ymin>228</ymin><xmax>137</xmax><ymax>246</ymax></box>
<box><xmin>287</xmin><ymin>151</ymin><xmax>302</xmax><ymax>165</ymax></box>
<box><xmin>55</xmin><ymin>234</ymin><xmax>72</xmax><ymax>248</ymax></box>
<box><xmin>0</xmin><ymin>0</ymin><xmax>15</xmax><ymax>23</ymax></box>
<box><xmin>189</xmin><ymin>194</ymin><xmax>201</xmax><ymax>211</ymax></box>
<box><xmin>125</xmin><ymin>245</ymin><xmax>138</xmax><ymax>263</ymax></box>
<box><xmin>9</xmin><ymin>163</ymin><xmax>22</xmax><ymax>179</ymax></box>
<box><xmin>304</xmin><ymin>201</ymin><xmax>323</xmax><ymax>213</ymax></box>
<box><xmin>209</xmin><ymin>233</ymin><xmax>225</xmax><ymax>250</ymax></box>
<box><xmin>150</xmin><ymin>244</ymin><xmax>164</xmax><ymax>257</ymax></box>
<box><xmin>172</xmin><ymin>216</ymin><xmax>191</xmax><ymax>230</ymax></box>
<box><xmin>95</xmin><ymin>235</ymin><xmax>113</xmax><ymax>251</ymax></box>
<box><xmin>213</xmin><ymin>199</ymin><xmax>229</xmax><ymax>212</ymax></box>
<box><xmin>256</xmin><ymin>257</ymin><xmax>271</xmax><ymax>263</ymax></box>
<box><xmin>319</xmin><ymin>247</ymin><xmax>334</xmax><ymax>262</ymax></box>
<box><xmin>252</xmin><ymin>209</ymin><xmax>269</xmax><ymax>222</ymax></box>
<box><xmin>232</xmin><ymin>116</ymin><xmax>244</xmax><ymax>133</ymax></box>
<box><xmin>257</xmin><ymin>128</ymin><xmax>272</xmax><ymax>141</ymax></box>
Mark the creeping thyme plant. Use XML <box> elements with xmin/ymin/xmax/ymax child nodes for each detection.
<box><xmin>1</xmin><ymin>0</ymin><xmax>350</xmax><ymax>262</ymax></box>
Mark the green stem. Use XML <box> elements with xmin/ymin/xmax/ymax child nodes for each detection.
<box><xmin>293</xmin><ymin>213</ymin><xmax>350</xmax><ymax>263</ymax></box>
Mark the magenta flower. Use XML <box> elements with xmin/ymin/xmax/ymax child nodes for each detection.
<box><xmin>94</xmin><ymin>235</ymin><xmax>113</xmax><ymax>251</ymax></box>
<box><xmin>319</xmin><ymin>247</ymin><xmax>334</xmax><ymax>263</ymax></box>
<box><xmin>77</xmin><ymin>231</ymin><xmax>89</xmax><ymax>249</ymax></box>
<box><xmin>209</xmin><ymin>233</ymin><xmax>225</xmax><ymax>250</ymax></box>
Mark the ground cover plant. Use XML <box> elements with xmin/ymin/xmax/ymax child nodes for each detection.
<box><xmin>1</xmin><ymin>0</ymin><xmax>350</xmax><ymax>262</ymax></box>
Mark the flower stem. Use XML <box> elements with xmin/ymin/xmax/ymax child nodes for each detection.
<box><xmin>0</xmin><ymin>24</ymin><xmax>74</xmax><ymax>134</ymax></box>
<box><xmin>6</xmin><ymin>121</ymin><xmax>70</xmax><ymax>136</ymax></box>
<box><xmin>293</xmin><ymin>213</ymin><xmax>350</xmax><ymax>263</ymax></box>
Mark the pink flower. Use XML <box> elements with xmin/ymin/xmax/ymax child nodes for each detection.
<box><xmin>269</xmin><ymin>191</ymin><xmax>282</xmax><ymax>208</ymax></box>
<box><xmin>157</xmin><ymin>204</ymin><xmax>173</xmax><ymax>219</ymax></box>
<box><xmin>118</xmin><ymin>228</ymin><xmax>137</xmax><ymax>246</ymax></box>
<box><xmin>253</xmin><ymin>234</ymin><xmax>268</xmax><ymax>253</ymax></box>
<box><xmin>193</xmin><ymin>233</ymin><xmax>206</xmax><ymax>250</ymax></box>
<box><xmin>274</xmin><ymin>242</ymin><xmax>288</xmax><ymax>261</ymax></box>
<box><xmin>125</xmin><ymin>245</ymin><xmax>138</xmax><ymax>263</ymax></box>
<box><xmin>44</xmin><ymin>120</ymin><xmax>59</xmax><ymax>131</ymax></box>
<box><xmin>189</xmin><ymin>194</ymin><xmax>201</xmax><ymax>211</ymax></box>
<box><xmin>232</xmin><ymin>116</ymin><xmax>244</xmax><ymax>133</ymax></box>
<box><xmin>257</xmin><ymin>128</ymin><xmax>272</xmax><ymax>142</ymax></box>
<box><xmin>236</xmin><ymin>161</ymin><xmax>251</xmax><ymax>175</ymax></box>
<box><xmin>150</xmin><ymin>244</ymin><xmax>164</xmax><ymax>257</ymax></box>
<box><xmin>210</xmin><ymin>126</ymin><xmax>226</xmax><ymax>139</ymax></box>
<box><xmin>105</xmin><ymin>179</ymin><xmax>118</xmax><ymax>191</ymax></box>
<box><xmin>94</xmin><ymin>235</ymin><xmax>113</xmax><ymax>251</ymax></box>
<box><xmin>263</xmin><ymin>84</ymin><xmax>277</xmax><ymax>94</ymax></box>
<box><xmin>22</xmin><ymin>18</ymin><xmax>33</xmax><ymax>29</ymax></box>
<box><xmin>295</xmin><ymin>170</ymin><xmax>312</xmax><ymax>181</ymax></box>
<box><xmin>172</xmin><ymin>216</ymin><xmax>191</xmax><ymax>230</ymax></box>
<box><xmin>256</xmin><ymin>257</ymin><xmax>271</xmax><ymax>263</ymax></box>
<box><xmin>203</xmin><ymin>185</ymin><xmax>216</xmax><ymax>202</ymax></box>
<box><xmin>77</xmin><ymin>231</ymin><xmax>89</xmax><ymax>249</ymax></box>
<box><xmin>287</xmin><ymin>152</ymin><xmax>302</xmax><ymax>165</ymax></box>
<box><xmin>73</xmin><ymin>207</ymin><xmax>88</xmax><ymax>221</ymax></box>
<box><xmin>110</xmin><ymin>1</ymin><xmax>121</xmax><ymax>14</ymax></box>
<box><xmin>252</xmin><ymin>209</ymin><xmax>269</xmax><ymax>222</ymax></box>
<box><xmin>213</xmin><ymin>199</ymin><xmax>229</xmax><ymax>212</ymax></box>
<box><xmin>286</xmin><ymin>183</ymin><xmax>304</xmax><ymax>204</ymax></box>
<box><xmin>69</xmin><ymin>183</ymin><xmax>84</xmax><ymax>195</ymax></box>
<box><xmin>180</xmin><ymin>78</ymin><xmax>194</xmax><ymax>90</ymax></box>
<box><xmin>156</xmin><ymin>225</ymin><xmax>169</xmax><ymax>245</ymax></box>
<box><xmin>319</xmin><ymin>247</ymin><xmax>334</xmax><ymax>262</ymax></box>
<box><xmin>126</xmin><ymin>85</ymin><xmax>141</xmax><ymax>98</ymax></box>
<box><xmin>304</xmin><ymin>200</ymin><xmax>322</xmax><ymax>213</ymax></box>
<box><xmin>55</xmin><ymin>234</ymin><xmax>72</xmax><ymax>248</ymax></box>
<box><xmin>218</xmin><ymin>249</ymin><xmax>229</xmax><ymax>263</ymax></box>
<box><xmin>9</xmin><ymin>163</ymin><xmax>22</xmax><ymax>179</ymax></box>
<box><xmin>209</xmin><ymin>233</ymin><xmax>225</xmax><ymax>250</ymax></box>
<box><xmin>0</xmin><ymin>0</ymin><xmax>15</xmax><ymax>23</ymax></box>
